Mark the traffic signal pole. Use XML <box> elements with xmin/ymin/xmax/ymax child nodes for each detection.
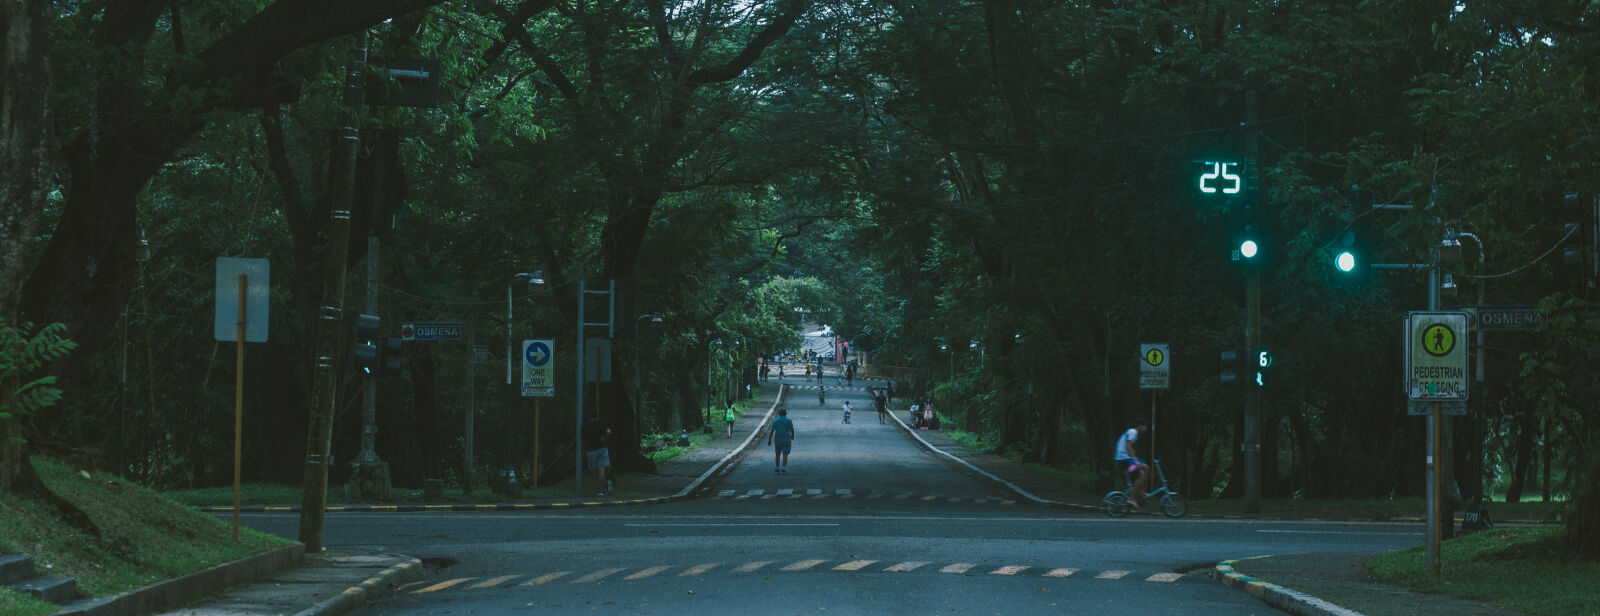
<box><xmin>1242</xmin><ymin>91</ymin><xmax>1263</xmax><ymax>511</ymax></box>
<box><xmin>300</xmin><ymin>32</ymin><xmax>367</xmax><ymax>553</ymax></box>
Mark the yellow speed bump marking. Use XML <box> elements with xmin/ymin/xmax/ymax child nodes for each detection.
<box><xmin>468</xmin><ymin>575</ymin><xmax>518</xmax><ymax>589</ymax></box>
<box><xmin>413</xmin><ymin>578</ymin><xmax>473</xmax><ymax>594</ymax></box>
<box><xmin>625</xmin><ymin>566</ymin><xmax>673</xmax><ymax>580</ymax></box>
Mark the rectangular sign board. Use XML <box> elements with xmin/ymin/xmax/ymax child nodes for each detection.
<box><xmin>214</xmin><ymin>257</ymin><xmax>270</xmax><ymax>343</ymax></box>
<box><xmin>1470</xmin><ymin>306</ymin><xmax>1543</xmax><ymax>331</ymax></box>
<box><xmin>1405</xmin><ymin>312</ymin><xmax>1470</xmax><ymax>401</ymax></box>
<box><xmin>402</xmin><ymin>322</ymin><xmax>463</xmax><ymax>341</ymax></box>
<box><xmin>522</xmin><ymin>339</ymin><xmax>555</xmax><ymax>397</ymax></box>
<box><xmin>1138</xmin><ymin>343</ymin><xmax>1170</xmax><ymax>390</ymax></box>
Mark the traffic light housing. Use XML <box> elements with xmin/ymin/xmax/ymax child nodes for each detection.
<box><xmin>1252</xmin><ymin>349</ymin><xmax>1273</xmax><ymax>388</ymax></box>
<box><xmin>349</xmin><ymin>313</ymin><xmax>381</xmax><ymax>373</ymax></box>
<box><xmin>1232</xmin><ymin>201</ymin><xmax>1266</xmax><ymax>268</ymax></box>
<box><xmin>378</xmin><ymin>337</ymin><xmax>404</xmax><ymax>377</ymax></box>
<box><xmin>1220</xmin><ymin>349</ymin><xmax>1241</xmax><ymax>386</ymax></box>
<box><xmin>1330</xmin><ymin>196</ymin><xmax>1372</xmax><ymax>285</ymax></box>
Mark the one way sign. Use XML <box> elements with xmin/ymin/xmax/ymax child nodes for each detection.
<box><xmin>522</xmin><ymin>339</ymin><xmax>554</xmax><ymax>397</ymax></box>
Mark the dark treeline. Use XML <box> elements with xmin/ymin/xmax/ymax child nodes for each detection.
<box><xmin>2</xmin><ymin>1</ymin><xmax>1596</xmax><ymax>556</ymax></box>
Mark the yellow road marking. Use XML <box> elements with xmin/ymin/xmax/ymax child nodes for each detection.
<box><xmin>413</xmin><ymin>578</ymin><xmax>473</xmax><ymax>594</ymax></box>
<box><xmin>625</xmin><ymin>566</ymin><xmax>673</xmax><ymax>580</ymax></box>
<box><xmin>571</xmin><ymin>568</ymin><xmax>624</xmax><ymax>584</ymax></box>
<box><xmin>468</xmin><ymin>575</ymin><xmax>518</xmax><ymax>589</ymax></box>
<box><xmin>519</xmin><ymin>572</ymin><xmax>571</xmax><ymax>586</ymax></box>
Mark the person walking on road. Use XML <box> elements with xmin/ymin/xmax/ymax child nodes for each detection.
<box><xmin>768</xmin><ymin>408</ymin><xmax>795</xmax><ymax>473</ymax></box>
<box><xmin>805</xmin><ymin>363</ymin><xmax>812</xmax><ymax>381</ymax></box>
<box><xmin>582</xmin><ymin>415</ymin><xmax>613</xmax><ymax>496</ymax></box>
<box><xmin>1114</xmin><ymin>418</ymin><xmax>1150</xmax><ymax>510</ymax></box>
<box><xmin>875</xmin><ymin>393</ymin><xmax>888</xmax><ymax>424</ymax></box>
<box><xmin>725</xmin><ymin>404</ymin><xmax>737</xmax><ymax>438</ymax></box>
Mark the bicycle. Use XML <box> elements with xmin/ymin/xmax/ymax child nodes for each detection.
<box><xmin>1103</xmin><ymin>459</ymin><xmax>1187</xmax><ymax>518</ymax></box>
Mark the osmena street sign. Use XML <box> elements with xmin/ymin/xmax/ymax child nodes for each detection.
<box><xmin>401</xmin><ymin>322</ymin><xmax>463</xmax><ymax>341</ymax></box>
<box><xmin>1405</xmin><ymin>312</ymin><xmax>1469</xmax><ymax>401</ymax></box>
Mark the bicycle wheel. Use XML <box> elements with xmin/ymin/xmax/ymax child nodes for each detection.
<box><xmin>1160</xmin><ymin>493</ymin><xmax>1188</xmax><ymax>518</ymax></box>
<box><xmin>1103</xmin><ymin>491</ymin><xmax>1128</xmax><ymax>517</ymax></box>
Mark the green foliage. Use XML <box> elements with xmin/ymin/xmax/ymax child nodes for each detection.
<box><xmin>1369</xmin><ymin>527</ymin><xmax>1599</xmax><ymax>616</ymax></box>
<box><xmin>0</xmin><ymin>321</ymin><xmax>76</xmax><ymax>427</ymax></box>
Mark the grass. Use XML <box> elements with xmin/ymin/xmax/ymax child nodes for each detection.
<box><xmin>1369</xmin><ymin>526</ymin><xmax>1598</xmax><ymax>616</ymax></box>
<box><xmin>0</xmin><ymin>457</ymin><xmax>292</xmax><ymax>615</ymax></box>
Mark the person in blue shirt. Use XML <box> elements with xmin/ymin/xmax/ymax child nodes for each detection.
<box><xmin>767</xmin><ymin>408</ymin><xmax>795</xmax><ymax>474</ymax></box>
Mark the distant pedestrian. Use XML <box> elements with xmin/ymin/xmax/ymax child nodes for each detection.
<box><xmin>582</xmin><ymin>416</ymin><xmax>613</xmax><ymax>496</ymax></box>
<box><xmin>725</xmin><ymin>404</ymin><xmax>736</xmax><ymax>438</ymax></box>
<box><xmin>805</xmin><ymin>363</ymin><xmax>812</xmax><ymax>381</ymax></box>
<box><xmin>768</xmin><ymin>408</ymin><xmax>795</xmax><ymax>474</ymax></box>
<box><xmin>778</xmin><ymin>363</ymin><xmax>784</xmax><ymax>380</ymax></box>
<box><xmin>761</xmin><ymin>363</ymin><xmax>770</xmax><ymax>381</ymax></box>
<box><xmin>841</xmin><ymin>401</ymin><xmax>852</xmax><ymax>424</ymax></box>
<box><xmin>910</xmin><ymin>401</ymin><xmax>922</xmax><ymax>428</ymax></box>
<box><xmin>845</xmin><ymin>363</ymin><xmax>855</xmax><ymax>387</ymax></box>
<box><xmin>875</xmin><ymin>394</ymin><xmax>887</xmax><ymax>424</ymax></box>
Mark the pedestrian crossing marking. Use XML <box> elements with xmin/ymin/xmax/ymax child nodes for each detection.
<box><xmin>413</xmin><ymin>578</ymin><xmax>473</xmax><ymax>594</ymax></box>
<box><xmin>718</xmin><ymin>490</ymin><xmax>736</xmax><ymax>497</ymax></box>
<box><xmin>777</xmin><ymin>488</ymin><xmax>795</xmax><ymax>495</ymax></box>
<box><xmin>836</xmin><ymin>488</ymin><xmax>852</xmax><ymax>495</ymax></box>
<box><xmin>833</xmin><ymin>560</ymin><xmax>877</xmax><ymax>571</ymax></box>
<box><xmin>625</xmin><ymin>566</ymin><xmax>673</xmax><ymax>580</ymax></box>
<box><xmin>746</xmin><ymin>489</ymin><xmax>764</xmax><ymax>497</ymax></box>
<box><xmin>806</xmin><ymin>489</ymin><xmax>823</xmax><ymax>495</ymax></box>
<box><xmin>519</xmin><ymin>572</ymin><xmax>571</xmax><ymax>586</ymax></box>
<box><xmin>921</xmin><ymin>495</ymin><xmax>938</xmax><ymax>501</ymax></box>
<box><xmin>886</xmin><ymin>561</ymin><xmax>930</xmax><ymax>572</ymax></box>
<box><xmin>468</xmin><ymin>575</ymin><xmax>519</xmax><ymax>589</ymax></box>
<box><xmin>940</xmin><ymin>563</ymin><xmax>976</xmax><ymax>574</ymax></box>
<box><xmin>782</xmin><ymin>559</ymin><xmax>827</xmax><ymax>571</ymax></box>
<box><xmin>990</xmin><ymin>565</ymin><xmax>1030</xmax><ymax>576</ymax></box>
<box><xmin>894</xmin><ymin>493</ymin><xmax>912</xmax><ymax>500</ymax></box>
<box><xmin>572</xmin><ymin>568</ymin><xmax>624</xmax><ymax>583</ymax></box>
<box><xmin>1096</xmin><ymin>570</ymin><xmax>1131</xmax><ymax>580</ymax></box>
<box><xmin>1043</xmin><ymin>568</ymin><xmax>1078</xmax><ymax>578</ymax></box>
<box><xmin>679</xmin><ymin>563</ymin><xmax>719</xmax><ymax>577</ymax></box>
<box><xmin>1146</xmin><ymin>573</ymin><xmax>1184</xmax><ymax>583</ymax></box>
<box><xmin>732</xmin><ymin>561</ymin><xmax>773</xmax><ymax>573</ymax></box>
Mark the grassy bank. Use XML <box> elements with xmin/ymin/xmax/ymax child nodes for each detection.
<box><xmin>0</xmin><ymin>457</ymin><xmax>292</xmax><ymax>616</ymax></box>
<box><xmin>1369</xmin><ymin>526</ymin><xmax>1597</xmax><ymax>616</ymax></box>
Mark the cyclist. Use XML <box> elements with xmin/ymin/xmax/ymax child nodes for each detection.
<box><xmin>841</xmin><ymin>400</ymin><xmax>852</xmax><ymax>424</ymax></box>
<box><xmin>1114</xmin><ymin>418</ymin><xmax>1150</xmax><ymax>510</ymax></box>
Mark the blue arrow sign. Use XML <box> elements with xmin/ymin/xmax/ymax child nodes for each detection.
<box><xmin>525</xmin><ymin>340</ymin><xmax>551</xmax><ymax>366</ymax></box>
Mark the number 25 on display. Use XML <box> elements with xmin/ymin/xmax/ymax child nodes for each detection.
<box><xmin>1198</xmin><ymin>161</ymin><xmax>1242</xmax><ymax>195</ymax></box>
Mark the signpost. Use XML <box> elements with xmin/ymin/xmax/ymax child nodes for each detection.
<box><xmin>522</xmin><ymin>339</ymin><xmax>555</xmax><ymax>397</ymax></box>
<box><xmin>1139</xmin><ymin>343</ymin><xmax>1170</xmax><ymax>458</ymax></box>
<box><xmin>1406</xmin><ymin>311</ymin><xmax>1469</xmax><ymax>576</ymax></box>
<box><xmin>214</xmin><ymin>257</ymin><xmax>269</xmax><ymax>543</ymax></box>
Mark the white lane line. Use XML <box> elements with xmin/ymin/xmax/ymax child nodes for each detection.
<box><xmin>519</xmin><ymin>572</ymin><xmax>570</xmax><ymax>586</ymax></box>
<box><xmin>679</xmin><ymin>563</ymin><xmax>718</xmax><ymax>576</ymax></box>
<box><xmin>413</xmin><ymin>578</ymin><xmax>473</xmax><ymax>594</ymax></box>
<box><xmin>625</xmin><ymin>523</ymin><xmax>839</xmax><ymax>527</ymax></box>
<box><xmin>1096</xmin><ymin>570</ymin><xmax>1131</xmax><ymax>580</ymax></box>
<box><xmin>782</xmin><ymin>559</ymin><xmax>828</xmax><ymax>571</ymax></box>
<box><xmin>1256</xmin><ymin>530</ymin><xmax>1418</xmax><ymax>536</ymax></box>
<box><xmin>886</xmin><ymin>561</ymin><xmax>930</xmax><ymax>572</ymax></box>
<box><xmin>990</xmin><ymin>565</ymin><xmax>1030</xmax><ymax>576</ymax></box>
<box><xmin>1146</xmin><ymin>573</ymin><xmax>1184</xmax><ymax>583</ymax></box>
<box><xmin>732</xmin><ymin>561</ymin><xmax>773</xmax><ymax>573</ymax></box>
<box><xmin>468</xmin><ymin>575</ymin><xmax>519</xmax><ymax>589</ymax></box>
<box><xmin>571</xmin><ymin>568</ymin><xmax>624</xmax><ymax>584</ymax></box>
<box><xmin>1043</xmin><ymin>568</ymin><xmax>1078</xmax><ymax>578</ymax></box>
<box><xmin>940</xmin><ymin>563</ymin><xmax>976</xmax><ymax>574</ymax></box>
<box><xmin>833</xmin><ymin>560</ymin><xmax>877</xmax><ymax>571</ymax></box>
<box><xmin>625</xmin><ymin>566</ymin><xmax>673</xmax><ymax>580</ymax></box>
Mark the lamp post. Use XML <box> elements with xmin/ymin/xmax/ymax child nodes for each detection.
<box><xmin>705</xmin><ymin>337</ymin><xmax>721</xmax><ymax>432</ymax></box>
<box><xmin>634</xmin><ymin>313</ymin><xmax>662</xmax><ymax>439</ymax></box>
<box><xmin>504</xmin><ymin>270</ymin><xmax>544</xmax><ymax>494</ymax></box>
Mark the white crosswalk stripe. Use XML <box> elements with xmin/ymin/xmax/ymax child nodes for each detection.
<box><xmin>1096</xmin><ymin>570</ymin><xmax>1132</xmax><ymax>580</ymax></box>
<box><xmin>679</xmin><ymin>563</ymin><xmax>719</xmax><ymax>576</ymax></box>
<box><xmin>885</xmin><ymin>561</ymin><xmax>930</xmax><ymax>572</ymax></box>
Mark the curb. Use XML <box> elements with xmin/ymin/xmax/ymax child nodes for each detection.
<box><xmin>1212</xmin><ymin>557</ymin><xmax>1367</xmax><ymax>616</ymax></box>
<box><xmin>53</xmin><ymin>544</ymin><xmax>304</xmax><ymax>616</ymax></box>
<box><xmin>293</xmin><ymin>555</ymin><xmax>423</xmax><ymax>616</ymax></box>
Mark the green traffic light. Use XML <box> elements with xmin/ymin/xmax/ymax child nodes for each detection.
<box><xmin>1336</xmin><ymin>251</ymin><xmax>1356</xmax><ymax>272</ymax></box>
<box><xmin>1240</xmin><ymin>239</ymin><xmax>1259</xmax><ymax>259</ymax></box>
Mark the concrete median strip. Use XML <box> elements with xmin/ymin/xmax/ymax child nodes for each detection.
<box><xmin>1213</xmin><ymin>557</ymin><xmax>1367</xmax><ymax>616</ymax></box>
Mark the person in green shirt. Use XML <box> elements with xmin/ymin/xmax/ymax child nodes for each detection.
<box><xmin>725</xmin><ymin>405</ymin><xmax>736</xmax><ymax>438</ymax></box>
<box><xmin>767</xmin><ymin>408</ymin><xmax>795</xmax><ymax>474</ymax></box>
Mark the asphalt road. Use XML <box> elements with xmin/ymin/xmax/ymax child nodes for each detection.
<box><xmin>233</xmin><ymin>386</ymin><xmax>1421</xmax><ymax>615</ymax></box>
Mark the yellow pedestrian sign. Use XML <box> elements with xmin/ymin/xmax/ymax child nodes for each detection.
<box><xmin>1139</xmin><ymin>343</ymin><xmax>1170</xmax><ymax>390</ymax></box>
<box><xmin>1406</xmin><ymin>312</ymin><xmax>1468</xmax><ymax>401</ymax></box>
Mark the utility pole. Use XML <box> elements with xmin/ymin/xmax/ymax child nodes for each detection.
<box><xmin>1243</xmin><ymin>90</ymin><xmax>1263</xmax><ymax>511</ymax></box>
<box><xmin>299</xmin><ymin>33</ymin><xmax>367</xmax><ymax>553</ymax></box>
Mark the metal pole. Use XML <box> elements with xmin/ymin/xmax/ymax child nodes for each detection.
<box><xmin>233</xmin><ymin>274</ymin><xmax>246</xmax><ymax>543</ymax></box>
<box><xmin>1243</xmin><ymin>89</ymin><xmax>1262</xmax><ymax>511</ymax></box>
<box><xmin>505</xmin><ymin>282</ymin><xmax>514</xmax><ymax>491</ymax></box>
<box><xmin>357</xmin><ymin>235</ymin><xmax>380</xmax><ymax>465</ymax></box>
<box><xmin>465</xmin><ymin>315</ymin><xmax>475</xmax><ymax>496</ymax></box>
<box><xmin>1426</xmin><ymin>265</ymin><xmax>1442</xmax><ymax>574</ymax></box>
<box><xmin>575</xmin><ymin>280</ymin><xmax>586</xmax><ymax>493</ymax></box>
<box><xmin>299</xmin><ymin>32</ymin><xmax>366</xmax><ymax>553</ymax></box>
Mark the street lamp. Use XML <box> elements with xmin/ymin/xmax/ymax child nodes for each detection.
<box><xmin>634</xmin><ymin>313</ymin><xmax>663</xmax><ymax>438</ymax></box>
<box><xmin>503</xmin><ymin>270</ymin><xmax>544</xmax><ymax>495</ymax></box>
